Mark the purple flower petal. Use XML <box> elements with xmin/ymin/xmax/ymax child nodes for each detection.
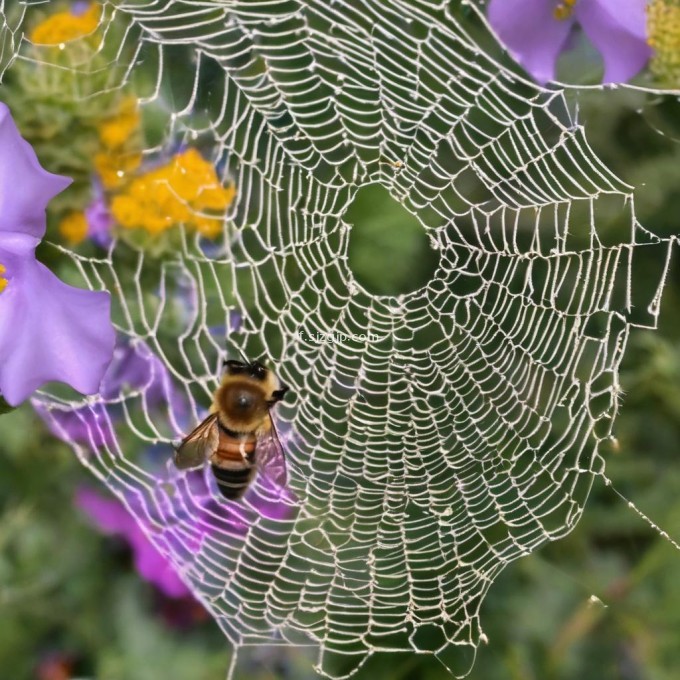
<box><xmin>0</xmin><ymin>236</ymin><xmax>114</xmax><ymax>405</ymax></box>
<box><xmin>84</xmin><ymin>194</ymin><xmax>114</xmax><ymax>248</ymax></box>
<box><xmin>488</xmin><ymin>0</ymin><xmax>574</xmax><ymax>84</ymax></box>
<box><xmin>250</xmin><ymin>476</ymin><xmax>297</xmax><ymax>520</ymax></box>
<box><xmin>101</xmin><ymin>340</ymin><xmax>187</xmax><ymax>417</ymax></box>
<box><xmin>76</xmin><ymin>487</ymin><xmax>134</xmax><ymax>534</ymax></box>
<box><xmin>589</xmin><ymin>0</ymin><xmax>648</xmax><ymax>40</ymax></box>
<box><xmin>33</xmin><ymin>401</ymin><xmax>115</xmax><ymax>449</ymax></box>
<box><xmin>75</xmin><ymin>487</ymin><xmax>192</xmax><ymax>599</ymax></box>
<box><xmin>128</xmin><ymin>525</ymin><xmax>191</xmax><ymax>599</ymax></box>
<box><xmin>33</xmin><ymin>338</ymin><xmax>187</xmax><ymax>446</ymax></box>
<box><xmin>575</xmin><ymin>0</ymin><xmax>652</xmax><ymax>83</ymax></box>
<box><xmin>0</xmin><ymin>104</ymin><xmax>115</xmax><ymax>405</ymax></box>
<box><xmin>0</xmin><ymin>103</ymin><xmax>71</xmax><ymax>239</ymax></box>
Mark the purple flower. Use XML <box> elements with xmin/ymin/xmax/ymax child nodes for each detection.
<box><xmin>488</xmin><ymin>0</ymin><xmax>652</xmax><ymax>84</ymax></box>
<box><xmin>76</xmin><ymin>487</ymin><xmax>192</xmax><ymax>598</ymax></box>
<box><xmin>34</xmin><ymin>337</ymin><xmax>187</xmax><ymax>448</ymax></box>
<box><xmin>74</xmin><ymin>477</ymin><xmax>295</xmax><ymax>611</ymax></box>
<box><xmin>72</xmin><ymin>1</ymin><xmax>94</xmax><ymax>17</ymax></box>
<box><xmin>0</xmin><ymin>102</ymin><xmax>115</xmax><ymax>406</ymax></box>
<box><xmin>34</xmin><ymin>400</ymin><xmax>115</xmax><ymax>449</ymax></box>
<box><xmin>100</xmin><ymin>340</ymin><xmax>186</xmax><ymax>413</ymax></box>
<box><xmin>84</xmin><ymin>186</ymin><xmax>114</xmax><ymax>248</ymax></box>
<box><xmin>251</xmin><ymin>475</ymin><xmax>298</xmax><ymax>519</ymax></box>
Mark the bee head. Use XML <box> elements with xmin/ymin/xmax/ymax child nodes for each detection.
<box><xmin>232</xmin><ymin>389</ymin><xmax>257</xmax><ymax>413</ymax></box>
<box><xmin>216</xmin><ymin>381</ymin><xmax>268</xmax><ymax>431</ymax></box>
<box><xmin>223</xmin><ymin>358</ymin><xmax>269</xmax><ymax>381</ymax></box>
<box><xmin>223</xmin><ymin>359</ymin><xmax>247</xmax><ymax>375</ymax></box>
<box><xmin>248</xmin><ymin>361</ymin><xmax>268</xmax><ymax>381</ymax></box>
<box><xmin>221</xmin><ymin>357</ymin><xmax>289</xmax><ymax>410</ymax></box>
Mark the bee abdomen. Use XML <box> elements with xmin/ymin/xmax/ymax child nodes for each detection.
<box><xmin>210</xmin><ymin>428</ymin><xmax>257</xmax><ymax>499</ymax></box>
<box><xmin>213</xmin><ymin>429</ymin><xmax>256</xmax><ymax>461</ymax></box>
<box><xmin>211</xmin><ymin>464</ymin><xmax>256</xmax><ymax>499</ymax></box>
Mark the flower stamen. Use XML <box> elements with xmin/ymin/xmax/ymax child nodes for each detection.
<box><xmin>0</xmin><ymin>264</ymin><xmax>8</xmax><ymax>294</ymax></box>
<box><xmin>554</xmin><ymin>0</ymin><xmax>577</xmax><ymax>21</ymax></box>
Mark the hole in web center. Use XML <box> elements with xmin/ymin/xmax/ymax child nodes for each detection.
<box><xmin>345</xmin><ymin>184</ymin><xmax>439</xmax><ymax>296</ymax></box>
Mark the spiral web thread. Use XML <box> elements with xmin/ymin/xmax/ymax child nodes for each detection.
<box><xmin>7</xmin><ymin>0</ymin><xmax>676</xmax><ymax>677</ymax></box>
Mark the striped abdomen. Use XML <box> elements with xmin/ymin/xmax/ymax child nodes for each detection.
<box><xmin>209</xmin><ymin>426</ymin><xmax>257</xmax><ymax>499</ymax></box>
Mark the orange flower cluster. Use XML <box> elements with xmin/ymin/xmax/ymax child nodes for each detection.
<box><xmin>94</xmin><ymin>96</ymin><xmax>142</xmax><ymax>190</ymax></box>
<box><xmin>60</xmin><ymin>93</ymin><xmax>234</xmax><ymax>244</ymax></box>
<box><xmin>58</xmin><ymin>95</ymin><xmax>142</xmax><ymax>245</ymax></box>
<box><xmin>30</xmin><ymin>2</ymin><xmax>101</xmax><ymax>46</ymax></box>
<box><xmin>58</xmin><ymin>211</ymin><xmax>89</xmax><ymax>245</ymax></box>
<box><xmin>110</xmin><ymin>149</ymin><xmax>235</xmax><ymax>239</ymax></box>
<box><xmin>34</xmin><ymin>1</ymin><xmax>236</xmax><ymax>245</ymax></box>
<box><xmin>97</xmin><ymin>97</ymin><xmax>141</xmax><ymax>153</ymax></box>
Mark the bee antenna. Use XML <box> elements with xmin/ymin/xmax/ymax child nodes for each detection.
<box><xmin>221</xmin><ymin>347</ymin><xmax>249</xmax><ymax>367</ymax></box>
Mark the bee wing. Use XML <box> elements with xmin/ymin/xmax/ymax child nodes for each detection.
<box><xmin>256</xmin><ymin>414</ymin><xmax>288</xmax><ymax>489</ymax></box>
<box><xmin>174</xmin><ymin>413</ymin><xmax>219</xmax><ymax>470</ymax></box>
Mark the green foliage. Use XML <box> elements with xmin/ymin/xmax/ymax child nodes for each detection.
<box><xmin>0</xmin><ymin>397</ymin><xmax>15</xmax><ymax>415</ymax></box>
<box><xmin>346</xmin><ymin>183</ymin><xmax>439</xmax><ymax>296</ymax></box>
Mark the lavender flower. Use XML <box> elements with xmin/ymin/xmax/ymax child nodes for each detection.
<box><xmin>488</xmin><ymin>0</ymin><xmax>651</xmax><ymax>84</ymax></box>
<box><xmin>84</xmin><ymin>187</ymin><xmax>114</xmax><ymax>248</ymax></box>
<box><xmin>76</xmin><ymin>487</ymin><xmax>192</xmax><ymax>598</ymax></box>
<box><xmin>76</xmin><ymin>451</ymin><xmax>296</xmax><ymax>602</ymax></box>
<box><xmin>0</xmin><ymin>102</ymin><xmax>115</xmax><ymax>406</ymax></box>
<box><xmin>100</xmin><ymin>339</ymin><xmax>186</xmax><ymax>413</ymax></box>
<box><xmin>34</xmin><ymin>338</ymin><xmax>187</xmax><ymax>448</ymax></box>
<box><xmin>34</xmin><ymin>400</ymin><xmax>115</xmax><ymax>449</ymax></box>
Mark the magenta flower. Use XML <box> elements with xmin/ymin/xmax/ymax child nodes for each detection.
<box><xmin>0</xmin><ymin>102</ymin><xmax>115</xmax><ymax>406</ymax></box>
<box><xmin>76</xmin><ymin>487</ymin><xmax>192</xmax><ymax>598</ymax></box>
<box><xmin>488</xmin><ymin>0</ymin><xmax>652</xmax><ymax>84</ymax></box>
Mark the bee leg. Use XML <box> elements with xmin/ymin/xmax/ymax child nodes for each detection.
<box><xmin>271</xmin><ymin>385</ymin><xmax>289</xmax><ymax>403</ymax></box>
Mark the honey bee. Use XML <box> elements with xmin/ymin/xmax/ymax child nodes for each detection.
<box><xmin>174</xmin><ymin>359</ymin><xmax>289</xmax><ymax>499</ymax></box>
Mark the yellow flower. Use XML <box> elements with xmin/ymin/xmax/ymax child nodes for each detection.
<box><xmin>98</xmin><ymin>97</ymin><xmax>140</xmax><ymax>149</ymax></box>
<box><xmin>198</xmin><ymin>183</ymin><xmax>237</xmax><ymax>212</ymax></box>
<box><xmin>109</xmin><ymin>149</ymin><xmax>235</xmax><ymax>238</ymax></box>
<box><xmin>94</xmin><ymin>151</ymin><xmax>142</xmax><ymax>190</ymax></box>
<box><xmin>59</xmin><ymin>211</ymin><xmax>89</xmax><ymax>245</ymax></box>
<box><xmin>648</xmin><ymin>0</ymin><xmax>680</xmax><ymax>84</ymax></box>
<box><xmin>194</xmin><ymin>216</ymin><xmax>224</xmax><ymax>239</ymax></box>
<box><xmin>30</xmin><ymin>3</ymin><xmax>101</xmax><ymax>46</ymax></box>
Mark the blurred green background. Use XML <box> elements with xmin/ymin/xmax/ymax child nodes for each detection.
<box><xmin>2</xmin><ymin>3</ymin><xmax>680</xmax><ymax>680</ymax></box>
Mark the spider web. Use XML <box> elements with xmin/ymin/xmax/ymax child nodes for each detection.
<box><xmin>6</xmin><ymin>0</ymin><xmax>677</xmax><ymax>677</ymax></box>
